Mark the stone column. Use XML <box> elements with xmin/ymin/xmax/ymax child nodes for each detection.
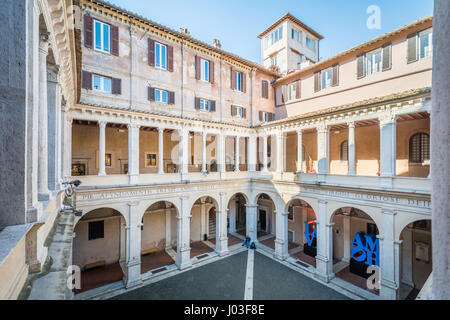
<box><xmin>98</xmin><ymin>121</ymin><xmax>107</xmax><ymax>176</ymax></box>
<box><xmin>235</xmin><ymin>136</ymin><xmax>240</xmax><ymax>172</ymax></box>
<box><xmin>218</xmin><ymin>132</ymin><xmax>226</xmax><ymax>176</ymax></box>
<box><xmin>380</xmin><ymin>208</ymin><xmax>399</xmax><ymax>300</ymax></box>
<box><xmin>400</xmin><ymin>226</ymin><xmax>414</xmax><ymax>287</ymax></box>
<box><xmin>128</xmin><ymin>123</ymin><xmax>140</xmax><ymax>184</ymax></box>
<box><xmin>179</xmin><ymin>128</ymin><xmax>189</xmax><ymax>180</ymax></box>
<box><xmin>119</xmin><ymin>216</ymin><xmax>126</xmax><ymax>263</ymax></box>
<box><xmin>165</xmin><ymin>204</ymin><xmax>172</xmax><ymax>249</ymax></box>
<box><xmin>245</xmin><ymin>205</ymin><xmax>258</xmax><ymax>242</ymax></box>
<box><xmin>176</xmin><ymin>197</ymin><xmax>192</xmax><ymax>270</ymax></box>
<box><xmin>63</xmin><ymin>117</ymin><xmax>73</xmax><ymax>179</ymax></box>
<box><xmin>297</xmin><ymin>130</ymin><xmax>303</xmax><ymax>173</ymax></box>
<box><xmin>315</xmin><ymin>200</ymin><xmax>334</xmax><ymax>282</ymax></box>
<box><xmin>248</xmin><ymin>135</ymin><xmax>256</xmax><ymax>172</ymax></box>
<box><xmin>342</xmin><ymin>214</ymin><xmax>351</xmax><ymax>263</ymax></box>
<box><xmin>348</xmin><ymin>122</ymin><xmax>356</xmax><ymax>175</ymax></box>
<box><xmin>125</xmin><ymin>202</ymin><xmax>142</xmax><ymax>288</ymax></box>
<box><xmin>379</xmin><ymin>115</ymin><xmax>396</xmax><ymax>177</ymax></box>
<box><xmin>216</xmin><ymin>193</ymin><xmax>229</xmax><ymax>256</ymax></box>
<box><xmin>274</xmin><ymin>211</ymin><xmax>289</xmax><ymax>261</ymax></box>
<box><xmin>200</xmin><ymin>198</ymin><xmax>207</xmax><ymax>239</ymax></box>
<box><xmin>262</xmin><ymin>135</ymin><xmax>269</xmax><ymax>173</ymax></box>
<box><xmin>38</xmin><ymin>33</ymin><xmax>51</xmax><ymax>201</ymax></box>
<box><xmin>158</xmin><ymin>128</ymin><xmax>164</xmax><ymax>174</ymax></box>
<box><xmin>317</xmin><ymin>124</ymin><xmax>329</xmax><ymax>178</ymax></box>
<box><xmin>202</xmin><ymin>132</ymin><xmax>208</xmax><ymax>173</ymax></box>
<box><xmin>432</xmin><ymin>0</ymin><xmax>450</xmax><ymax>299</ymax></box>
<box><xmin>275</xmin><ymin>131</ymin><xmax>284</xmax><ymax>175</ymax></box>
<box><xmin>228</xmin><ymin>199</ymin><xmax>237</xmax><ymax>233</ymax></box>
<box><xmin>47</xmin><ymin>64</ymin><xmax>61</xmax><ymax>191</ymax></box>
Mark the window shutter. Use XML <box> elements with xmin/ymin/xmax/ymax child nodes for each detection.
<box><xmin>82</xmin><ymin>71</ymin><xmax>92</xmax><ymax>90</ymax></box>
<box><xmin>407</xmin><ymin>33</ymin><xmax>418</xmax><ymax>63</ymax></box>
<box><xmin>111</xmin><ymin>25</ymin><xmax>119</xmax><ymax>56</ymax></box>
<box><xmin>148</xmin><ymin>87</ymin><xmax>155</xmax><ymax>101</ymax></box>
<box><xmin>209</xmin><ymin>60</ymin><xmax>214</xmax><ymax>84</ymax></box>
<box><xmin>210</xmin><ymin>100</ymin><xmax>216</xmax><ymax>112</ymax></box>
<box><xmin>242</xmin><ymin>73</ymin><xmax>246</xmax><ymax>93</ymax></box>
<box><xmin>295</xmin><ymin>80</ymin><xmax>301</xmax><ymax>99</ymax></box>
<box><xmin>148</xmin><ymin>39</ymin><xmax>155</xmax><ymax>66</ymax></box>
<box><xmin>231</xmin><ymin>105</ymin><xmax>236</xmax><ymax>116</ymax></box>
<box><xmin>281</xmin><ymin>85</ymin><xmax>286</xmax><ymax>103</ymax></box>
<box><xmin>314</xmin><ymin>71</ymin><xmax>320</xmax><ymax>92</ymax></box>
<box><xmin>243</xmin><ymin>108</ymin><xmax>247</xmax><ymax>119</ymax></box>
<box><xmin>169</xmin><ymin>91</ymin><xmax>175</xmax><ymax>104</ymax></box>
<box><xmin>112</xmin><ymin>78</ymin><xmax>122</xmax><ymax>95</ymax></box>
<box><xmin>259</xmin><ymin>111</ymin><xmax>263</xmax><ymax>122</ymax></box>
<box><xmin>168</xmin><ymin>46</ymin><xmax>174</xmax><ymax>72</ymax></box>
<box><xmin>195</xmin><ymin>56</ymin><xmax>201</xmax><ymax>80</ymax></box>
<box><xmin>231</xmin><ymin>68</ymin><xmax>235</xmax><ymax>89</ymax></box>
<box><xmin>195</xmin><ymin>97</ymin><xmax>200</xmax><ymax>110</ymax></box>
<box><xmin>357</xmin><ymin>54</ymin><xmax>366</xmax><ymax>79</ymax></box>
<box><xmin>332</xmin><ymin>64</ymin><xmax>339</xmax><ymax>87</ymax></box>
<box><xmin>262</xmin><ymin>80</ymin><xmax>268</xmax><ymax>99</ymax></box>
<box><xmin>382</xmin><ymin>43</ymin><xmax>392</xmax><ymax>71</ymax></box>
<box><xmin>84</xmin><ymin>15</ymin><xmax>93</xmax><ymax>49</ymax></box>
<box><xmin>269</xmin><ymin>113</ymin><xmax>275</xmax><ymax>122</ymax></box>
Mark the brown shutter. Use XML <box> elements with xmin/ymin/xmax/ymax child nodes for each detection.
<box><xmin>231</xmin><ymin>68</ymin><xmax>235</xmax><ymax>89</ymax></box>
<box><xmin>243</xmin><ymin>108</ymin><xmax>247</xmax><ymax>119</ymax></box>
<box><xmin>242</xmin><ymin>73</ymin><xmax>246</xmax><ymax>93</ymax></box>
<box><xmin>195</xmin><ymin>97</ymin><xmax>200</xmax><ymax>110</ymax></box>
<box><xmin>167</xmin><ymin>46</ymin><xmax>174</xmax><ymax>72</ymax></box>
<box><xmin>82</xmin><ymin>71</ymin><xmax>92</xmax><ymax>89</ymax></box>
<box><xmin>111</xmin><ymin>25</ymin><xmax>119</xmax><ymax>56</ymax></box>
<box><xmin>261</xmin><ymin>80</ymin><xmax>267</xmax><ymax>98</ymax></box>
<box><xmin>195</xmin><ymin>56</ymin><xmax>201</xmax><ymax>80</ymax></box>
<box><xmin>357</xmin><ymin>54</ymin><xmax>366</xmax><ymax>79</ymax></box>
<box><xmin>148</xmin><ymin>39</ymin><xmax>155</xmax><ymax>66</ymax></box>
<box><xmin>259</xmin><ymin>111</ymin><xmax>263</xmax><ymax>122</ymax></box>
<box><xmin>84</xmin><ymin>15</ymin><xmax>94</xmax><ymax>49</ymax></box>
<box><xmin>332</xmin><ymin>64</ymin><xmax>339</xmax><ymax>87</ymax></box>
<box><xmin>407</xmin><ymin>33</ymin><xmax>418</xmax><ymax>63</ymax></box>
<box><xmin>382</xmin><ymin>43</ymin><xmax>392</xmax><ymax>71</ymax></box>
<box><xmin>148</xmin><ymin>87</ymin><xmax>155</xmax><ymax>101</ymax></box>
<box><xmin>209</xmin><ymin>60</ymin><xmax>214</xmax><ymax>84</ymax></box>
<box><xmin>210</xmin><ymin>100</ymin><xmax>216</xmax><ymax>112</ymax></box>
<box><xmin>295</xmin><ymin>80</ymin><xmax>301</xmax><ymax>99</ymax></box>
<box><xmin>168</xmin><ymin>91</ymin><xmax>175</xmax><ymax>104</ymax></box>
<box><xmin>231</xmin><ymin>105</ymin><xmax>236</xmax><ymax>116</ymax></box>
<box><xmin>314</xmin><ymin>71</ymin><xmax>320</xmax><ymax>92</ymax></box>
<box><xmin>112</xmin><ymin>78</ymin><xmax>121</xmax><ymax>95</ymax></box>
<box><xmin>269</xmin><ymin>113</ymin><xmax>274</xmax><ymax>122</ymax></box>
<box><xmin>281</xmin><ymin>85</ymin><xmax>287</xmax><ymax>103</ymax></box>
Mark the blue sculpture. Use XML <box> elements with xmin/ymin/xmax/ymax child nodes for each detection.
<box><xmin>304</xmin><ymin>222</ymin><xmax>317</xmax><ymax>247</ymax></box>
<box><xmin>351</xmin><ymin>232</ymin><xmax>379</xmax><ymax>267</ymax></box>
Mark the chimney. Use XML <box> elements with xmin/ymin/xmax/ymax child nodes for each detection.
<box><xmin>180</xmin><ymin>28</ymin><xmax>190</xmax><ymax>37</ymax></box>
<box><xmin>212</xmin><ymin>39</ymin><xmax>221</xmax><ymax>49</ymax></box>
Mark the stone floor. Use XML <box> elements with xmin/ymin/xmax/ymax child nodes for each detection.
<box><xmin>209</xmin><ymin>234</ymin><xmax>242</xmax><ymax>247</ymax></box>
<box><xmin>141</xmin><ymin>251</ymin><xmax>175</xmax><ymax>274</ymax></box>
<box><xmin>259</xmin><ymin>236</ymin><xmax>299</xmax><ymax>251</ymax></box>
<box><xmin>111</xmin><ymin>251</ymin><xmax>350</xmax><ymax>300</ymax></box>
<box><xmin>75</xmin><ymin>263</ymin><xmax>124</xmax><ymax>294</ymax></box>
<box><xmin>335</xmin><ymin>266</ymin><xmax>380</xmax><ymax>296</ymax></box>
<box><xmin>291</xmin><ymin>251</ymin><xmax>317</xmax><ymax>268</ymax></box>
<box><xmin>174</xmin><ymin>241</ymin><xmax>215</xmax><ymax>259</ymax></box>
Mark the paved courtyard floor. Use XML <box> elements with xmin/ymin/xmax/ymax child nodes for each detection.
<box><xmin>111</xmin><ymin>250</ymin><xmax>349</xmax><ymax>300</ymax></box>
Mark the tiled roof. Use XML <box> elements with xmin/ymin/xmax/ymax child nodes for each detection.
<box><xmin>83</xmin><ymin>0</ymin><xmax>280</xmax><ymax>77</ymax></box>
<box><xmin>258</xmin><ymin>12</ymin><xmax>323</xmax><ymax>40</ymax></box>
<box><xmin>260</xmin><ymin>87</ymin><xmax>432</xmax><ymax>127</ymax></box>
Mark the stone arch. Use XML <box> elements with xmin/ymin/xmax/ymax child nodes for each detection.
<box><xmin>284</xmin><ymin>196</ymin><xmax>319</xmax><ymax>217</ymax></box>
<box><xmin>75</xmin><ymin>204</ymin><xmax>129</xmax><ymax>227</ymax></box>
<box><xmin>327</xmin><ymin>202</ymin><xmax>383</xmax><ymax>234</ymax></box>
<box><xmin>395</xmin><ymin>213</ymin><xmax>432</xmax><ymax>242</ymax></box>
<box><xmin>138</xmin><ymin>198</ymin><xmax>181</xmax><ymax>221</ymax></box>
<box><xmin>186</xmin><ymin>194</ymin><xmax>221</xmax><ymax>213</ymax></box>
<box><xmin>225</xmin><ymin>191</ymin><xmax>250</xmax><ymax>209</ymax></box>
<box><xmin>252</xmin><ymin>191</ymin><xmax>284</xmax><ymax>214</ymax></box>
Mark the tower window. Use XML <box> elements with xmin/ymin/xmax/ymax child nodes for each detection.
<box><xmin>410</xmin><ymin>133</ymin><xmax>430</xmax><ymax>163</ymax></box>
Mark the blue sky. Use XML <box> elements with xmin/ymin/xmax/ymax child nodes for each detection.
<box><xmin>107</xmin><ymin>0</ymin><xmax>434</xmax><ymax>63</ymax></box>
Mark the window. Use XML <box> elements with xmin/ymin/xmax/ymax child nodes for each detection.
<box><xmin>366</xmin><ymin>48</ymin><xmax>382</xmax><ymax>76</ymax></box>
<box><xmin>288</xmin><ymin>230</ymin><xmax>294</xmax><ymax>243</ymax></box>
<box><xmin>155</xmin><ymin>42</ymin><xmax>167</xmax><ymax>69</ymax></box>
<box><xmin>265</xmin><ymin>26</ymin><xmax>283</xmax><ymax>47</ymax></box>
<box><xmin>234</xmin><ymin>72</ymin><xmax>243</xmax><ymax>91</ymax></box>
<box><xmin>288</xmin><ymin>206</ymin><xmax>294</xmax><ymax>221</ymax></box>
<box><xmin>306</xmin><ymin>36</ymin><xmax>316</xmax><ymax>51</ymax></box>
<box><xmin>287</xmin><ymin>82</ymin><xmax>297</xmax><ymax>101</ymax></box>
<box><xmin>93</xmin><ymin>75</ymin><xmax>112</xmax><ymax>93</ymax></box>
<box><xmin>291</xmin><ymin>28</ymin><xmax>302</xmax><ymax>43</ymax></box>
<box><xmin>419</xmin><ymin>29</ymin><xmax>433</xmax><ymax>59</ymax></box>
<box><xmin>235</xmin><ymin>106</ymin><xmax>244</xmax><ymax>118</ymax></box>
<box><xmin>145</xmin><ymin>153</ymin><xmax>157</xmax><ymax>167</ymax></box>
<box><xmin>340</xmin><ymin>140</ymin><xmax>348</xmax><ymax>161</ymax></box>
<box><xmin>410</xmin><ymin>133</ymin><xmax>430</xmax><ymax>163</ymax></box>
<box><xmin>199</xmin><ymin>99</ymin><xmax>210</xmax><ymax>111</ymax></box>
<box><xmin>94</xmin><ymin>20</ymin><xmax>110</xmax><ymax>53</ymax></box>
<box><xmin>88</xmin><ymin>221</ymin><xmax>104</xmax><ymax>240</ymax></box>
<box><xmin>105</xmin><ymin>153</ymin><xmax>112</xmax><ymax>167</ymax></box>
<box><xmin>262</xmin><ymin>112</ymin><xmax>270</xmax><ymax>122</ymax></box>
<box><xmin>155</xmin><ymin>88</ymin><xmax>169</xmax><ymax>104</ymax></box>
<box><xmin>320</xmin><ymin>68</ymin><xmax>333</xmax><ymax>90</ymax></box>
<box><xmin>200</xmin><ymin>58</ymin><xmax>210</xmax><ymax>82</ymax></box>
<box><xmin>271</xmin><ymin>55</ymin><xmax>278</xmax><ymax>67</ymax></box>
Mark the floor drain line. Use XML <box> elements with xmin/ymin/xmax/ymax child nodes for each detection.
<box><xmin>196</xmin><ymin>254</ymin><xmax>209</xmax><ymax>260</ymax></box>
<box><xmin>151</xmin><ymin>267</ymin><xmax>168</xmax><ymax>274</ymax></box>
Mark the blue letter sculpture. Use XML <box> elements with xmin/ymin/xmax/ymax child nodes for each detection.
<box><xmin>350</xmin><ymin>232</ymin><xmax>379</xmax><ymax>267</ymax></box>
<box><xmin>304</xmin><ymin>222</ymin><xmax>317</xmax><ymax>247</ymax></box>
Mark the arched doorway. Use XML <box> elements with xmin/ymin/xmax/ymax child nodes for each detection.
<box><xmin>140</xmin><ymin>201</ymin><xmax>178</xmax><ymax>275</ymax></box>
<box><xmin>285</xmin><ymin>199</ymin><xmax>318</xmax><ymax>268</ymax></box>
<box><xmin>188</xmin><ymin>196</ymin><xmax>217</xmax><ymax>260</ymax></box>
<box><xmin>226</xmin><ymin>193</ymin><xmax>249</xmax><ymax>247</ymax></box>
<box><xmin>399</xmin><ymin>219</ymin><xmax>432</xmax><ymax>300</ymax></box>
<box><xmin>72</xmin><ymin>208</ymin><xmax>126</xmax><ymax>294</ymax></box>
<box><xmin>255</xmin><ymin>193</ymin><xmax>276</xmax><ymax>251</ymax></box>
<box><xmin>331</xmin><ymin>207</ymin><xmax>380</xmax><ymax>296</ymax></box>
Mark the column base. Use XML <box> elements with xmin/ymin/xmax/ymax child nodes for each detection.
<box><xmin>28</xmin><ymin>260</ymin><xmax>42</xmax><ymax>274</ymax></box>
<box><xmin>125</xmin><ymin>261</ymin><xmax>142</xmax><ymax>289</ymax></box>
<box><xmin>129</xmin><ymin>174</ymin><xmax>139</xmax><ymax>185</ymax></box>
<box><xmin>176</xmin><ymin>248</ymin><xmax>192</xmax><ymax>270</ymax></box>
<box><xmin>380</xmin><ymin>176</ymin><xmax>393</xmax><ymax>188</ymax></box>
<box><xmin>26</xmin><ymin>206</ymin><xmax>39</xmax><ymax>223</ymax></box>
<box><xmin>380</xmin><ymin>279</ymin><xmax>399</xmax><ymax>300</ymax></box>
<box><xmin>274</xmin><ymin>239</ymin><xmax>288</xmax><ymax>261</ymax></box>
<box><xmin>38</xmin><ymin>192</ymin><xmax>51</xmax><ymax>202</ymax></box>
<box><xmin>98</xmin><ymin>172</ymin><xmax>106</xmax><ymax>177</ymax></box>
<box><xmin>314</xmin><ymin>271</ymin><xmax>335</xmax><ymax>283</ymax></box>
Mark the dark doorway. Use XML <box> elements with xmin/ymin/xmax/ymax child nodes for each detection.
<box><xmin>259</xmin><ymin>210</ymin><xmax>267</xmax><ymax>231</ymax></box>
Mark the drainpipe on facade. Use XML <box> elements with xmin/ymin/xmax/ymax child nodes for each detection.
<box><xmin>181</xmin><ymin>42</ymin><xmax>184</xmax><ymax>118</ymax></box>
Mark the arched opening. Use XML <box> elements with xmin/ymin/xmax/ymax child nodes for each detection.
<box><xmin>73</xmin><ymin>208</ymin><xmax>126</xmax><ymax>294</ymax></box>
<box><xmin>255</xmin><ymin>193</ymin><xmax>276</xmax><ymax>250</ymax></box>
<box><xmin>399</xmin><ymin>219</ymin><xmax>432</xmax><ymax>300</ymax></box>
<box><xmin>187</xmin><ymin>197</ymin><xmax>216</xmax><ymax>260</ymax></box>
<box><xmin>331</xmin><ymin>207</ymin><xmax>380</xmax><ymax>296</ymax></box>
<box><xmin>227</xmin><ymin>193</ymin><xmax>249</xmax><ymax>246</ymax></box>
<box><xmin>285</xmin><ymin>199</ymin><xmax>318</xmax><ymax>268</ymax></box>
<box><xmin>140</xmin><ymin>201</ymin><xmax>178</xmax><ymax>275</ymax></box>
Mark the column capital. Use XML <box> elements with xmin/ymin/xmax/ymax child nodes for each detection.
<box><xmin>379</xmin><ymin>113</ymin><xmax>397</xmax><ymax>127</ymax></box>
<box><xmin>318</xmin><ymin>200</ymin><xmax>328</xmax><ymax>205</ymax></box>
<box><xmin>297</xmin><ymin>129</ymin><xmax>303</xmax><ymax>135</ymax></box>
<box><xmin>347</xmin><ymin>122</ymin><xmax>356</xmax><ymax>129</ymax></box>
<box><xmin>127</xmin><ymin>201</ymin><xmax>140</xmax><ymax>207</ymax></box>
<box><xmin>127</xmin><ymin>123</ymin><xmax>141</xmax><ymax>130</ymax></box>
<box><xmin>158</xmin><ymin>127</ymin><xmax>165</xmax><ymax>133</ymax></box>
<box><xmin>98</xmin><ymin>121</ymin><xmax>107</xmax><ymax>128</ymax></box>
<box><xmin>39</xmin><ymin>32</ymin><xmax>50</xmax><ymax>54</ymax></box>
